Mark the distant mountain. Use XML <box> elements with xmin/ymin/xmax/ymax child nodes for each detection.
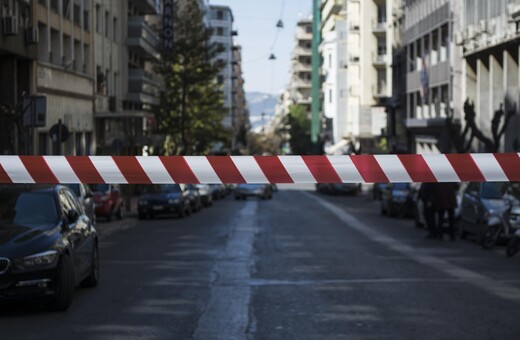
<box><xmin>246</xmin><ymin>92</ymin><xmax>278</xmax><ymax>131</ymax></box>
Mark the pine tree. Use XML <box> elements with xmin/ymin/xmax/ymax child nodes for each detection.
<box><xmin>158</xmin><ymin>1</ymin><xmax>229</xmax><ymax>155</ymax></box>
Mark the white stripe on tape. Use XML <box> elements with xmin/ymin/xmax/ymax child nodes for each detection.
<box><xmin>43</xmin><ymin>156</ymin><xmax>80</xmax><ymax>183</ymax></box>
<box><xmin>89</xmin><ymin>156</ymin><xmax>128</xmax><ymax>184</ymax></box>
<box><xmin>136</xmin><ymin>156</ymin><xmax>174</xmax><ymax>184</ymax></box>
<box><xmin>0</xmin><ymin>156</ymin><xmax>35</xmax><ymax>184</ymax></box>
<box><xmin>327</xmin><ymin>156</ymin><xmax>364</xmax><ymax>183</ymax></box>
<box><xmin>374</xmin><ymin>155</ymin><xmax>412</xmax><ymax>183</ymax></box>
<box><xmin>422</xmin><ymin>154</ymin><xmax>460</xmax><ymax>182</ymax></box>
<box><xmin>278</xmin><ymin>156</ymin><xmax>316</xmax><ymax>183</ymax></box>
<box><xmin>184</xmin><ymin>157</ymin><xmax>221</xmax><ymax>183</ymax></box>
<box><xmin>231</xmin><ymin>156</ymin><xmax>269</xmax><ymax>183</ymax></box>
<box><xmin>470</xmin><ymin>154</ymin><xmax>508</xmax><ymax>182</ymax></box>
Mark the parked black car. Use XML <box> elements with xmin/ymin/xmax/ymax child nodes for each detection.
<box><xmin>210</xmin><ymin>184</ymin><xmax>226</xmax><ymax>200</ymax></box>
<box><xmin>373</xmin><ymin>183</ymin><xmax>388</xmax><ymax>200</ymax></box>
<box><xmin>0</xmin><ymin>185</ymin><xmax>99</xmax><ymax>311</ymax></box>
<box><xmin>459</xmin><ymin>182</ymin><xmax>510</xmax><ymax>243</ymax></box>
<box><xmin>137</xmin><ymin>184</ymin><xmax>191</xmax><ymax>219</ymax></box>
<box><xmin>64</xmin><ymin>183</ymin><xmax>96</xmax><ymax>224</ymax></box>
<box><xmin>381</xmin><ymin>183</ymin><xmax>415</xmax><ymax>217</ymax></box>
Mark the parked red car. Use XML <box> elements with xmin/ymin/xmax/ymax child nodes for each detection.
<box><xmin>90</xmin><ymin>184</ymin><xmax>124</xmax><ymax>221</ymax></box>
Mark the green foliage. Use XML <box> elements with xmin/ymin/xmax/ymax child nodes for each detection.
<box><xmin>157</xmin><ymin>1</ymin><xmax>228</xmax><ymax>155</ymax></box>
<box><xmin>287</xmin><ymin>104</ymin><xmax>312</xmax><ymax>155</ymax></box>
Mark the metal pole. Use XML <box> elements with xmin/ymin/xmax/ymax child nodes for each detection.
<box><xmin>58</xmin><ymin>119</ymin><xmax>62</xmax><ymax>155</ymax></box>
<box><xmin>311</xmin><ymin>0</ymin><xmax>322</xmax><ymax>150</ymax></box>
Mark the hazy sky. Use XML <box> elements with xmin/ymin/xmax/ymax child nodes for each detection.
<box><xmin>208</xmin><ymin>0</ymin><xmax>312</xmax><ymax>95</ymax></box>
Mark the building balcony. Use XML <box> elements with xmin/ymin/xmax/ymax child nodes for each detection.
<box><xmin>293</xmin><ymin>47</ymin><xmax>312</xmax><ymax>57</ymax></box>
<box><xmin>372</xmin><ymin>84</ymin><xmax>387</xmax><ymax>98</ymax></box>
<box><xmin>373</xmin><ymin>21</ymin><xmax>387</xmax><ymax>34</ymax></box>
<box><xmin>373</xmin><ymin>54</ymin><xmax>387</xmax><ymax>67</ymax></box>
<box><xmin>129</xmin><ymin>0</ymin><xmax>160</xmax><ymax>15</ymax></box>
<box><xmin>127</xmin><ymin>68</ymin><xmax>160</xmax><ymax>106</ymax></box>
<box><xmin>127</xmin><ymin>17</ymin><xmax>160</xmax><ymax>60</ymax></box>
<box><xmin>293</xmin><ymin>79</ymin><xmax>312</xmax><ymax>89</ymax></box>
<box><xmin>293</xmin><ymin>63</ymin><xmax>312</xmax><ymax>72</ymax></box>
<box><xmin>321</xmin><ymin>0</ymin><xmax>343</xmax><ymax>24</ymax></box>
<box><xmin>296</xmin><ymin>30</ymin><xmax>312</xmax><ymax>41</ymax></box>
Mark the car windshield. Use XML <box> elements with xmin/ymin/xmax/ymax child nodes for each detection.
<box><xmin>393</xmin><ymin>183</ymin><xmax>409</xmax><ymax>191</ymax></box>
<box><xmin>146</xmin><ymin>184</ymin><xmax>181</xmax><ymax>193</ymax></box>
<box><xmin>91</xmin><ymin>184</ymin><xmax>110</xmax><ymax>193</ymax></box>
<box><xmin>481</xmin><ymin>183</ymin><xmax>505</xmax><ymax>199</ymax></box>
<box><xmin>0</xmin><ymin>191</ymin><xmax>59</xmax><ymax>226</ymax></box>
<box><xmin>65</xmin><ymin>184</ymin><xmax>81</xmax><ymax>196</ymax></box>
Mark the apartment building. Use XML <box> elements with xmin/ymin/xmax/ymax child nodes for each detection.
<box><xmin>210</xmin><ymin>5</ymin><xmax>235</xmax><ymax>129</ymax></box>
<box><xmin>462</xmin><ymin>0</ymin><xmax>520</xmax><ymax>152</ymax></box>
<box><xmin>0</xmin><ymin>0</ymin><xmax>39</xmax><ymax>155</ymax></box>
<box><xmin>403</xmin><ymin>0</ymin><xmax>464</xmax><ymax>154</ymax></box>
<box><xmin>320</xmin><ymin>0</ymin><xmax>347</xmax><ymax>146</ymax></box>
<box><xmin>231</xmin><ymin>44</ymin><xmax>248</xmax><ymax>150</ymax></box>
<box><xmin>290</xmin><ymin>19</ymin><xmax>313</xmax><ymax>115</ymax></box>
<box><xmin>93</xmin><ymin>0</ymin><xmax>161</xmax><ymax>156</ymax></box>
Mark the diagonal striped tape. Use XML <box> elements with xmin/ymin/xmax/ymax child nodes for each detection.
<box><xmin>0</xmin><ymin>154</ymin><xmax>518</xmax><ymax>184</ymax></box>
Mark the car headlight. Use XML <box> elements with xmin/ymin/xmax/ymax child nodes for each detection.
<box><xmin>168</xmin><ymin>199</ymin><xmax>180</xmax><ymax>205</ymax></box>
<box><xmin>484</xmin><ymin>210</ymin><xmax>498</xmax><ymax>220</ymax></box>
<box><xmin>138</xmin><ymin>200</ymin><xmax>148</xmax><ymax>206</ymax></box>
<box><xmin>13</xmin><ymin>250</ymin><xmax>59</xmax><ymax>270</ymax></box>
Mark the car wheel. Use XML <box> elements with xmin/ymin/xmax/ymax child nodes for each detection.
<box><xmin>106</xmin><ymin>213</ymin><xmax>112</xmax><ymax>222</ymax></box>
<box><xmin>482</xmin><ymin>225</ymin><xmax>500</xmax><ymax>249</ymax></box>
<box><xmin>380</xmin><ymin>204</ymin><xmax>387</xmax><ymax>216</ymax></box>
<box><xmin>138</xmin><ymin>213</ymin><xmax>147</xmax><ymax>220</ymax></box>
<box><xmin>49</xmin><ymin>254</ymin><xmax>75</xmax><ymax>311</ymax></box>
<box><xmin>81</xmin><ymin>244</ymin><xmax>99</xmax><ymax>288</ymax></box>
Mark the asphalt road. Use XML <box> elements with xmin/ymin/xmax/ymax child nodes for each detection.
<box><xmin>1</xmin><ymin>186</ymin><xmax>520</xmax><ymax>340</ymax></box>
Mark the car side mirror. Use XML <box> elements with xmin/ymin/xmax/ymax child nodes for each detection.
<box><xmin>67</xmin><ymin>209</ymin><xmax>79</xmax><ymax>223</ymax></box>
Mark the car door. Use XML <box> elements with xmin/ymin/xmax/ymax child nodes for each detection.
<box><xmin>62</xmin><ymin>189</ymin><xmax>91</xmax><ymax>280</ymax></box>
<box><xmin>460</xmin><ymin>183</ymin><xmax>480</xmax><ymax>234</ymax></box>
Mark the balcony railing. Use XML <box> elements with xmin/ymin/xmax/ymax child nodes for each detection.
<box><xmin>372</xmin><ymin>84</ymin><xmax>387</xmax><ymax>97</ymax></box>
<box><xmin>373</xmin><ymin>21</ymin><xmax>387</xmax><ymax>33</ymax></box>
<box><xmin>127</xmin><ymin>68</ymin><xmax>160</xmax><ymax>106</ymax></box>
<box><xmin>373</xmin><ymin>54</ymin><xmax>387</xmax><ymax>66</ymax></box>
<box><xmin>127</xmin><ymin>17</ymin><xmax>160</xmax><ymax>60</ymax></box>
<box><xmin>129</xmin><ymin>0</ymin><xmax>159</xmax><ymax>15</ymax></box>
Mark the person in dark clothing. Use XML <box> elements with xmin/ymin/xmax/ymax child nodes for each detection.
<box><xmin>433</xmin><ymin>182</ymin><xmax>459</xmax><ymax>240</ymax></box>
<box><xmin>419</xmin><ymin>183</ymin><xmax>436</xmax><ymax>239</ymax></box>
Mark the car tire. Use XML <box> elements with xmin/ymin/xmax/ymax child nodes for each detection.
<box><xmin>106</xmin><ymin>213</ymin><xmax>112</xmax><ymax>222</ymax></box>
<box><xmin>235</xmin><ymin>196</ymin><xmax>240</xmax><ymax>201</ymax></box>
<box><xmin>138</xmin><ymin>213</ymin><xmax>147</xmax><ymax>220</ymax></box>
<box><xmin>506</xmin><ymin>238</ymin><xmax>519</xmax><ymax>258</ymax></box>
<box><xmin>49</xmin><ymin>254</ymin><xmax>75</xmax><ymax>311</ymax></box>
<box><xmin>482</xmin><ymin>225</ymin><xmax>500</xmax><ymax>249</ymax></box>
<box><xmin>380</xmin><ymin>204</ymin><xmax>387</xmax><ymax>216</ymax></box>
<box><xmin>81</xmin><ymin>244</ymin><xmax>99</xmax><ymax>288</ymax></box>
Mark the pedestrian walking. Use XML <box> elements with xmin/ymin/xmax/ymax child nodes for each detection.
<box><xmin>433</xmin><ymin>182</ymin><xmax>459</xmax><ymax>240</ymax></box>
<box><xmin>419</xmin><ymin>183</ymin><xmax>436</xmax><ymax>239</ymax></box>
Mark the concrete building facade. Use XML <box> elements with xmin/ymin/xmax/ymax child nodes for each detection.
<box><xmin>402</xmin><ymin>0</ymin><xmax>464</xmax><ymax>154</ymax></box>
<box><xmin>94</xmin><ymin>0</ymin><xmax>161</xmax><ymax>156</ymax></box>
<box><xmin>289</xmin><ymin>19</ymin><xmax>313</xmax><ymax>116</ymax></box>
<box><xmin>0</xmin><ymin>0</ymin><xmax>39</xmax><ymax>155</ymax></box>
<box><xmin>35</xmin><ymin>0</ymin><xmax>95</xmax><ymax>156</ymax></box>
<box><xmin>209</xmin><ymin>5</ymin><xmax>234</xmax><ymax>129</ymax></box>
<box><xmin>462</xmin><ymin>0</ymin><xmax>520</xmax><ymax>152</ymax></box>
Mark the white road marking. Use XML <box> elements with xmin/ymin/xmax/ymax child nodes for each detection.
<box><xmin>194</xmin><ymin>200</ymin><xmax>257</xmax><ymax>340</ymax></box>
<box><xmin>303</xmin><ymin>192</ymin><xmax>520</xmax><ymax>303</ymax></box>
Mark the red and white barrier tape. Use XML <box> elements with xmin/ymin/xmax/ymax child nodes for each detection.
<box><xmin>0</xmin><ymin>154</ymin><xmax>519</xmax><ymax>184</ymax></box>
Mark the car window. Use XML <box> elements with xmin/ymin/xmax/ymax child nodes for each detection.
<box><xmin>65</xmin><ymin>184</ymin><xmax>81</xmax><ymax>197</ymax></box>
<box><xmin>0</xmin><ymin>191</ymin><xmax>59</xmax><ymax>226</ymax></box>
<box><xmin>466</xmin><ymin>183</ymin><xmax>480</xmax><ymax>197</ymax></box>
<box><xmin>58</xmin><ymin>190</ymin><xmax>74</xmax><ymax>216</ymax></box>
<box><xmin>64</xmin><ymin>189</ymin><xmax>83</xmax><ymax>213</ymax></box>
<box><xmin>481</xmin><ymin>183</ymin><xmax>505</xmax><ymax>200</ymax></box>
<box><xmin>91</xmin><ymin>184</ymin><xmax>110</xmax><ymax>193</ymax></box>
<box><xmin>393</xmin><ymin>183</ymin><xmax>409</xmax><ymax>190</ymax></box>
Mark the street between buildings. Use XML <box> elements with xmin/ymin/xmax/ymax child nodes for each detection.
<box><xmin>1</xmin><ymin>186</ymin><xmax>520</xmax><ymax>340</ymax></box>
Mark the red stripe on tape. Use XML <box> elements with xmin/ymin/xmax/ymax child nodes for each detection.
<box><xmin>254</xmin><ymin>156</ymin><xmax>293</xmax><ymax>183</ymax></box>
<box><xmin>66</xmin><ymin>156</ymin><xmax>105</xmax><ymax>183</ymax></box>
<box><xmin>207</xmin><ymin>156</ymin><xmax>246</xmax><ymax>184</ymax></box>
<box><xmin>113</xmin><ymin>156</ymin><xmax>152</xmax><ymax>184</ymax></box>
<box><xmin>494</xmin><ymin>153</ymin><xmax>520</xmax><ymax>181</ymax></box>
<box><xmin>159</xmin><ymin>156</ymin><xmax>200</xmax><ymax>184</ymax></box>
<box><xmin>350</xmin><ymin>155</ymin><xmax>389</xmax><ymax>183</ymax></box>
<box><xmin>398</xmin><ymin>155</ymin><xmax>437</xmax><ymax>182</ymax></box>
<box><xmin>19</xmin><ymin>156</ymin><xmax>58</xmax><ymax>184</ymax></box>
<box><xmin>446</xmin><ymin>154</ymin><xmax>485</xmax><ymax>182</ymax></box>
<box><xmin>302</xmin><ymin>156</ymin><xmax>342</xmax><ymax>183</ymax></box>
<box><xmin>0</xmin><ymin>163</ymin><xmax>12</xmax><ymax>184</ymax></box>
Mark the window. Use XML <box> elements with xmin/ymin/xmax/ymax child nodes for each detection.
<box><xmin>440</xmin><ymin>25</ymin><xmax>448</xmax><ymax>62</ymax></box>
<box><xmin>84</xmin><ymin>10</ymin><xmax>90</xmax><ymax>31</ymax></box>
<box><xmin>113</xmin><ymin>17</ymin><xmax>117</xmax><ymax>41</ymax></box>
<box><xmin>217</xmin><ymin>75</ymin><xmax>224</xmax><ymax>84</ymax></box>
<box><xmin>62</xmin><ymin>0</ymin><xmax>70</xmax><ymax>16</ymax></box>
<box><xmin>329</xmin><ymin>89</ymin><xmax>333</xmax><ymax>103</ymax></box>
<box><xmin>85</xmin><ymin>132</ymin><xmax>92</xmax><ymax>155</ymax></box>
<box><xmin>96</xmin><ymin>5</ymin><xmax>101</xmax><ymax>33</ymax></box>
<box><xmin>377</xmin><ymin>38</ymin><xmax>387</xmax><ymax>56</ymax></box>
<box><xmin>75</xmin><ymin>133</ymin><xmax>83</xmax><ymax>156</ymax></box>
<box><xmin>216</xmin><ymin>27</ymin><xmax>224</xmax><ymax>36</ymax></box>
<box><xmin>105</xmin><ymin>11</ymin><xmax>109</xmax><ymax>37</ymax></box>
<box><xmin>377</xmin><ymin>4</ymin><xmax>386</xmax><ymax>24</ymax></box>
<box><xmin>305</xmin><ymin>25</ymin><xmax>312</xmax><ymax>33</ymax></box>
<box><xmin>217</xmin><ymin>10</ymin><xmax>224</xmax><ymax>20</ymax></box>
